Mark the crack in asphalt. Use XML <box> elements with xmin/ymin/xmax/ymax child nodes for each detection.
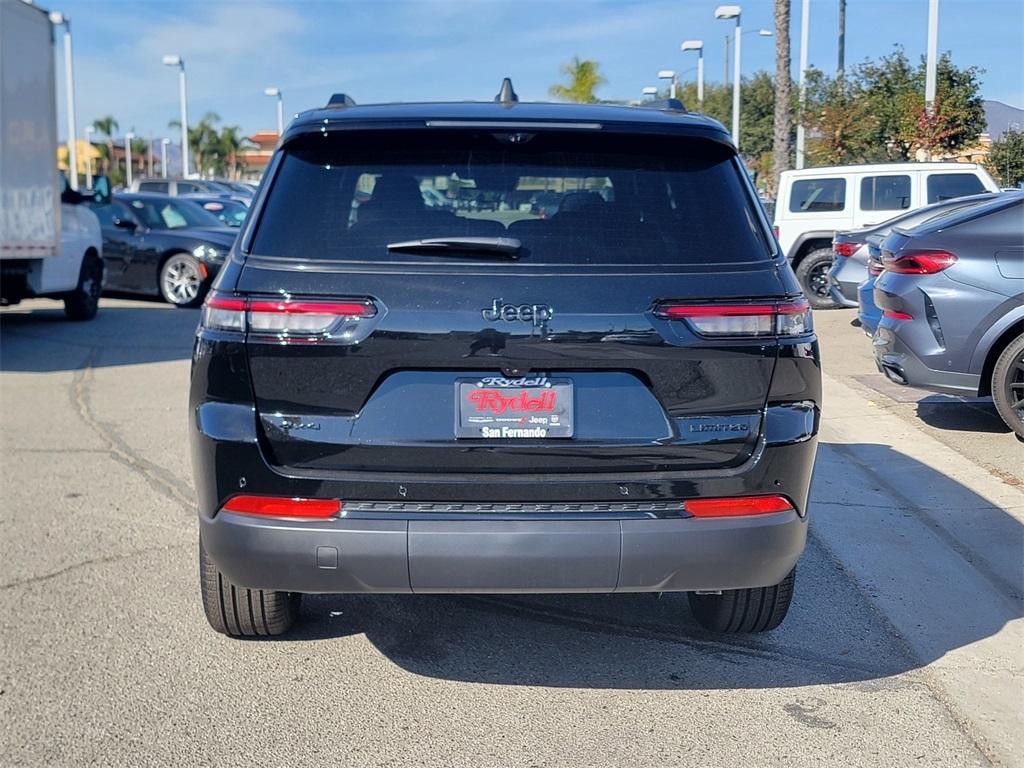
<box><xmin>0</xmin><ymin>543</ymin><xmax>191</xmax><ymax>591</ymax></box>
<box><xmin>69</xmin><ymin>349</ymin><xmax>195</xmax><ymax>515</ymax></box>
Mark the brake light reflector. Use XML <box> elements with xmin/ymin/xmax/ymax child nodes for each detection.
<box><xmin>222</xmin><ymin>495</ymin><xmax>341</xmax><ymax>519</ymax></box>
<box><xmin>655</xmin><ymin>299</ymin><xmax>812</xmax><ymax>337</ymax></box>
<box><xmin>883</xmin><ymin>310</ymin><xmax>914</xmax><ymax>321</ymax></box>
<box><xmin>883</xmin><ymin>249</ymin><xmax>957</xmax><ymax>274</ymax></box>
<box><xmin>685</xmin><ymin>495</ymin><xmax>794</xmax><ymax>518</ymax></box>
<box><xmin>833</xmin><ymin>241</ymin><xmax>861</xmax><ymax>257</ymax></box>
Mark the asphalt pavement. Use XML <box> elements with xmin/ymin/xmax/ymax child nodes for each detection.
<box><xmin>1</xmin><ymin>298</ymin><xmax>1021</xmax><ymax>768</ymax></box>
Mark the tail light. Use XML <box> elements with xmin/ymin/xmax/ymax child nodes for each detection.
<box><xmin>685</xmin><ymin>495</ymin><xmax>794</xmax><ymax>518</ymax></box>
<box><xmin>883</xmin><ymin>249</ymin><xmax>957</xmax><ymax>275</ymax></box>
<box><xmin>223</xmin><ymin>495</ymin><xmax>341</xmax><ymax>519</ymax></box>
<box><xmin>654</xmin><ymin>298</ymin><xmax>812</xmax><ymax>337</ymax></box>
<box><xmin>833</xmin><ymin>241</ymin><xmax>861</xmax><ymax>257</ymax></box>
<box><xmin>202</xmin><ymin>293</ymin><xmax>378</xmax><ymax>343</ymax></box>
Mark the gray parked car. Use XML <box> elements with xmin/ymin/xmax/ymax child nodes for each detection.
<box><xmin>873</xmin><ymin>191</ymin><xmax>1024</xmax><ymax>436</ymax></box>
<box><xmin>828</xmin><ymin>193</ymin><xmax>1003</xmax><ymax>308</ymax></box>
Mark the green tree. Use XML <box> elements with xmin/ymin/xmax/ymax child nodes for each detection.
<box><xmin>549</xmin><ymin>57</ymin><xmax>607</xmax><ymax>103</ymax></box>
<box><xmin>857</xmin><ymin>48</ymin><xmax>985</xmax><ymax>160</ymax></box>
<box><xmin>802</xmin><ymin>68</ymin><xmax>880</xmax><ymax>165</ymax></box>
<box><xmin>170</xmin><ymin>111</ymin><xmax>222</xmax><ymax>176</ymax></box>
<box><xmin>91</xmin><ymin>115</ymin><xmax>118</xmax><ymax>174</ymax></box>
<box><xmin>988</xmin><ymin>128</ymin><xmax>1024</xmax><ymax>187</ymax></box>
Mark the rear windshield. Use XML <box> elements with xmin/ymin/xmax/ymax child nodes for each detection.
<box><xmin>250</xmin><ymin>130</ymin><xmax>771</xmax><ymax>265</ymax></box>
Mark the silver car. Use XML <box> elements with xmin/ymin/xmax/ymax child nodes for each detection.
<box><xmin>873</xmin><ymin>192</ymin><xmax>1024</xmax><ymax>436</ymax></box>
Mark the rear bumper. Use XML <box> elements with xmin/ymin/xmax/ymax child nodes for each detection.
<box><xmin>201</xmin><ymin>508</ymin><xmax>806</xmax><ymax>594</ymax></box>
<box><xmin>828</xmin><ymin>282</ymin><xmax>859</xmax><ymax>308</ymax></box>
<box><xmin>873</xmin><ymin>324</ymin><xmax>981</xmax><ymax>396</ymax></box>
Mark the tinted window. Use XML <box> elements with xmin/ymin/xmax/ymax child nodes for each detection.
<box><xmin>125</xmin><ymin>198</ymin><xmax>223</xmax><ymax>230</ymax></box>
<box><xmin>177</xmin><ymin>182</ymin><xmax>202</xmax><ymax>194</ymax></box>
<box><xmin>789</xmin><ymin>178</ymin><xmax>846</xmax><ymax>212</ymax></box>
<box><xmin>199</xmin><ymin>199</ymin><xmax>248</xmax><ymax>227</ymax></box>
<box><xmin>927</xmin><ymin>173</ymin><xmax>985</xmax><ymax>203</ymax></box>
<box><xmin>252</xmin><ymin>131</ymin><xmax>771</xmax><ymax>265</ymax></box>
<box><xmin>860</xmin><ymin>175</ymin><xmax>911</xmax><ymax>211</ymax></box>
<box><xmin>92</xmin><ymin>201</ymin><xmax>135</xmax><ymax>227</ymax></box>
<box><xmin>138</xmin><ymin>181</ymin><xmax>168</xmax><ymax>193</ymax></box>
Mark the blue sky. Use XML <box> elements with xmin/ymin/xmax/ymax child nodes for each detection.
<box><xmin>50</xmin><ymin>0</ymin><xmax>1023</xmax><ymax>142</ymax></box>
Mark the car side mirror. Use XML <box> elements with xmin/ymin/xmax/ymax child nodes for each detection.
<box><xmin>92</xmin><ymin>176</ymin><xmax>111</xmax><ymax>205</ymax></box>
<box><xmin>113</xmin><ymin>217</ymin><xmax>137</xmax><ymax>231</ymax></box>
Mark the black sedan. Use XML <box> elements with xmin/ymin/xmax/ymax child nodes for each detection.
<box><xmin>90</xmin><ymin>193</ymin><xmax>237</xmax><ymax>307</ymax></box>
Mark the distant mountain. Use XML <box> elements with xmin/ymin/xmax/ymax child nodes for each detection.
<box><xmin>983</xmin><ymin>100</ymin><xmax>1024</xmax><ymax>141</ymax></box>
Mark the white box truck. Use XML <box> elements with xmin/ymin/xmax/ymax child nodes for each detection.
<box><xmin>1</xmin><ymin>0</ymin><xmax>105</xmax><ymax>320</ymax></box>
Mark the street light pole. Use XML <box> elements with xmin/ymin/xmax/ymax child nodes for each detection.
<box><xmin>658</xmin><ymin>71</ymin><xmax>677</xmax><ymax>100</ymax></box>
<box><xmin>925</xmin><ymin>0</ymin><xmax>939</xmax><ymax>113</ymax></box>
<box><xmin>161</xmin><ymin>138</ymin><xmax>170</xmax><ymax>179</ymax></box>
<box><xmin>49</xmin><ymin>13</ymin><xmax>78</xmax><ymax>190</ymax></box>
<box><xmin>163</xmin><ymin>55</ymin><xmax>190</xmax><ymax>178</ymax></box>
<box><xmin>715</xmin><ymin>6</ymin><xmax>743</xmax><ymax>148</ymax></box>
<box><xmin>264</xmin><ymin>87</ymin><xmax>283</xmax><ymax>136</ymax></box>
<box><xmin>84</xmin><ymin>125</ymin><xmax>94</xmax><ymax>190</ymax></box>
<box><xmin>681</xmin><ymin>41</ymin><xmax>704</xmax><ymax>108</ymax></box>
<box><xmin>124</xmin><ymin>132</ymin><xmax>134</xmax><ymax>188</ymax></box>
<box><xmin>795</xmin><ymin>0</ymin><xmax>810</xmax><ymax>169</ymax></box>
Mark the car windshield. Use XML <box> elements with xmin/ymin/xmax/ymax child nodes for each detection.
<box><xmin>125</xmin><ymin>197</ymin><xmax>223</xmax><ymax>230</ymax></box>
<box><xmin>250</xmin><ymin>130</ymin><xmax>772</xmax><ymax>266</ymax></box>
<box><xmin>197</xmin><ymin>199</ymin><xmax>248</xmax><ymax>227</ymax></box>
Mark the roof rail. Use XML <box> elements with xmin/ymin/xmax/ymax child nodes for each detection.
<box><xmin>639</xmin><ymin>98</ymin><xmax>687</xmax><ymax>113</ymax></box>
<box><xmin>326</xmin><ymin>93</ymin><xmax>356</xmax><ymax>108</ymax></box>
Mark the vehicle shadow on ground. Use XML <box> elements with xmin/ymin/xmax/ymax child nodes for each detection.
<box><xmin>915</xmin><ymin>399</ymin><xmax>1011</xmax><ymax>434</ymax></box>
<box><xmin>0</xmin><ymin>300</ymin><xmax>198</xmax><ymax>373</ymax></box>
<box><xmin>260</xmin><ymin>442</ymin><xmax>1022</xmax><ymax>691</ymax></box>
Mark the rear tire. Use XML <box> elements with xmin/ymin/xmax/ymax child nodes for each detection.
<box><xmin>688</xmin><ymin>569</ymin><xmax>796</xmax><ymax>633</ymax></box>
<box><xmin>795</xmin><ymin>248</ymin><xmax>839</xmax><ymax>309</ymax></box>
<box><xmin>199</xmin><ymin>537</ymin><xmax>300</xmax><ymax>637</ymax></box>
<box><xmin>991</xmin><ymin>334</ymin><xmax>1024</xmax><ymax>438</ymax></box>
<box><xmin>63</xmin><ymin>253</ymin><xmax>102</xmax><ymax>321</ymax></box>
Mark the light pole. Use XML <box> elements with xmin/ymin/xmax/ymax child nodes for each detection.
<box><xmin>925</xmin><ymin>0</ymin><xmax>939</xmax><ymax>113</ymax></box>
<box><xmin>162</xmin><ymin>55</ymin><xmax>189</xmax><ymax>178</ymax></box>
<box><xmin>715</xmin><ymin>5</ymin><xmax>742</xmax><ymax>148</ymax></box>
<box><xmin>161</xmin><ymin>138</ymin><xmax>170</xmax><ymax>179</ymax></box>
<box><xmin>84</xmin><ymin>125</ymin><xmax>95</xmax><ymax>190</ymax></box>
<box><xmin>641</xmin><ymin>86</ymin><xmax>658</xmax><ymax>102</ymax></box>
<box><xmin>657</xmin><ymin>70</ymin><xmax>677</xmax><ymax>100</ymax></box>
<box><xmin>796</xmin><ymin>0</ymin><xmax>810</xmax><ymax>168</ymax></box>
<box><xmin>681</xmin><ymin>40</ymin><xmax>704</xmax><ymax>108</ymax></box>
<box><xmin>49</xmin><ymin>12</ymin><xmax>78</xmax><ymax>190</ymax></box>
<box><xmin>264</xmin><ymin>87</ymin><xmax>284</xmax><ymax>137</ymax></box>
<box><xmin>124</xmin><ymin>132</ymin><xmax>134</xmax><ymax>188</ymax></box>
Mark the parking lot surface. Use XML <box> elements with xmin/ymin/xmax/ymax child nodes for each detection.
<box><xmin>2</xmin><ymin>299</ymin><xmax>1021</xmax><ymax>767</ymax></box>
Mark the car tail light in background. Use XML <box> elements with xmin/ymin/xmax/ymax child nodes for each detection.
<box><xmin>772</xmin><ymin>225</ymin><xmax>780</xmax><ymax>239</ymax></box>
<box><xmin>202</xmin><ymin>293</ymin><xmax>379</xmax><ymax>343</ymax></box>
<box><xmin>833</xmin><ymin>241</ymin><xmax>861</xmax><ymax>258</ymax></box>
<box><xmin>222</xmin><ymin>495</ymin><xmax>341</xmax><ymax>519</ymax></box>
<box><xmin>685</xmin><ymin>495</ymin><xmax>794</xmax><ymax>518</ymax></box>
<box><xmin>655</xmin><ymin>298</ymin><xmax>812</xmax><ymax>337</ymax></box>
<box><xmin>882</xmin><ymin>249</ymin><xmax>958</xmax><ymax>274</ymax></box>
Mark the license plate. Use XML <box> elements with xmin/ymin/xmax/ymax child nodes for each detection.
<box><xmin>455</xmin><ymin>376</ymin><xmax>574</xmax><ymax>439</ymax></box>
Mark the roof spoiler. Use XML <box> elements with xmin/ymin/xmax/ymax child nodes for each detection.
<box><xmin>640</xmin><ymin>98</ymin><xmax>687</xmax><ymax>113</ymax></box>
<box><xmin>326</xmin><ymin>93</ymin><xmax>356</xmax><ymax>108</ymax></box>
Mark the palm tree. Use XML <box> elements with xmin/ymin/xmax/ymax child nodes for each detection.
<box><xmin>92</xmin><ymin>115</ymin><xmax>118</xmax><ymax>173</ymax></box>
<box><xmin>771</xmin><ymin>0</ymin><xmax>792</xmax><ymax>195</ymax></box>
<box><xmin>549</xmin><ymin>57</ymin><xmax>607</xmax><ymax>103</ymax></box>
<box><xmin>215</xmin><ymin>126</ymin><xmax>249</xmax><ymax>179</ymax></box>
<box><xmin>169</xmin><ymin>111</ymin><xmax>221</xmax><ymax>176</ymax></box>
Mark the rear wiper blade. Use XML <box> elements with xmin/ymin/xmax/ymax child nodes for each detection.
<box><xmin>386</xmin><ymin>237</ymin><xmax>521</xmax><ymax>259</ymax></box>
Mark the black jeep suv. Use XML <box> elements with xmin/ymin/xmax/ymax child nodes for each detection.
<box><xmin>190</xmin><ymin>84</ymin><xmax>821</xmax><ymax>637</ymax></box>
